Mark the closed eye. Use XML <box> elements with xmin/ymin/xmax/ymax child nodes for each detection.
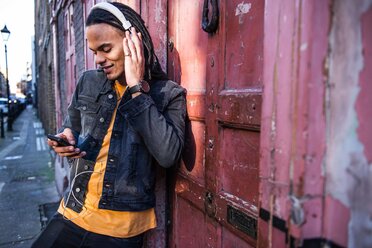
<box><xmin>102</xmin><ymin>47</ymin><xmax>111</xmax><ymax>53</ymax></box>
<box><xmin>89</xmin><ymin>43</ymin><xmax>112</xmax><ymax>54</ymax></box>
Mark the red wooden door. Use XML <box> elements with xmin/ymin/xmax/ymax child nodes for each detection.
<box><xmin>168</xmin><ymin>0</ymin><xmax>263</xmax><ymax>247</ymax></box>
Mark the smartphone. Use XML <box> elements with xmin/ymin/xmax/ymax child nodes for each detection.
<box><xmin>47</xmin><ymin>134</ymin><xmax>74</xmax><ymax>147</ymax></box>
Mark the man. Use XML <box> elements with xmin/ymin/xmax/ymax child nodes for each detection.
<box><xmin>32</xmin><ymin>2</ymin><xmax>186</xmax><ymax>247</ymax></box>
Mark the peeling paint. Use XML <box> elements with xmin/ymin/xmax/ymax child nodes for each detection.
<box><xmin>154</xmin><ymin>0</ymin><xmax>164</xmax><ymax>23</ymax></box>
<box><xmin>327</xmin><ymin>0</ymin><xmax>372</xmax><ymax>246</ymax></box>
<box><xmin>356</xmin><ymin>4</ymin><xmax>372</xmax><ymax>162</ymax></box>
<box><xmin>232</xmin><ymin>163</ymin><xmax>249</xmax><ymax>171</ymax></box>
<box><xmin>283</xmin><ymin>15</ymin><xmax>287</xmax><ymax>23</ymax></box>
<box><xmin>221</xmin><ymin>192</ymin><xmax>258</xmax><ymax>213</ymax></box>
<box><xmin>300</xmin><ymin>42</ymin><xmax>308</xmax><ymax>51</ymax></box>
<box><xmin>189</xmin><ymin>99</ymin><xmax>197</xmax><ymax>107</ymax></box>
<box><xmin>235</xmin><ymin>2</ymin><xmax>252</xmax><ymax>24</ymax></box>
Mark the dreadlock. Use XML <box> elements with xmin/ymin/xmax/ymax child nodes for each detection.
<box><xmin>86</xmin><ymin>2</ymin><xmax>167</xmax><ymax>81</ymax></box>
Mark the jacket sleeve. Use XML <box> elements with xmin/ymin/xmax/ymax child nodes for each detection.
<box><xmin>119</xmin><ymin>85</ymin><xmax>186</xmax><ymax>168</ymax></box>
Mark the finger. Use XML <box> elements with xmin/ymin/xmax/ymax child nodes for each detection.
<box><xmin>130</xmin><ymin>29</ymin><xmax>144</xmax><ymax>64</ymax></box>
<box><xmin>123</xmin><ymin>32</ymin><xmax>131</xmax><ymax>58</ymax></box>
<box><xmin>126</xmin><ymin>30</ymin><xmax>137</xmax><ymax>60</ymax></box>
<box><xmin>54</xmin><ymin>145</ymin><xmax>78</xmax><ymax>153</ymax></box>
<box><xmin>130</xmin><ymin>27</ymin><xmax>141</xmax><ymax>48</ymax></box>
<box><xmin>47</xmin><ymin>139</ymin><xmax>58</xmax><ymax>147</ymax></box>
<box><xmin>56</xmin><ymin>148</ymin><xmax>81</xmax><ymax>158</ymax></box>
<box><xmin>70</xmin><ymin>152</ymin><xmax>87</xmax><ymax>159</ymax></box>
<box><xmin>137</xmin><ymin>33</ymin><xmax>144</xmax><ymax>67</ymax></box>
<box><xmin>63</xmin><ymin>128</ymin><xmax>76</xmax><ymax>145</ymax></box>
<box><xmin>59</xmin><ymin>152</ymin><xmax>81</xmax><ymax>158</ymax></box>
<box><xmin>138</xmin><ymin>32</ymin><xmax>142</xmax><ymax>42</ymax></box>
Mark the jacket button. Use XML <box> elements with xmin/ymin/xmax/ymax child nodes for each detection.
<box><xmin>99</xmin><ymin>117</ymin><xmax>105</xmax><ymax>123</ymax></box>
<box><xmin>75</xmin><ymin>187</ymin><xmax>81</xmax><ymax>192</ymax></box>
<box><xmin>71</xmin><ymin>202</ymin><xmax>76</xmax><ymax>207</ymax></box>
<box><xmin>82</xmin><ymin>106</ymin><xmax>87</xmax><ymax>111</ymax></box>
<box><xmin>108</xmin><ymin>94</ymin><xmax>113</xmax><ymax>99</ymax></box>
<box><xmin>84</xmin><ymin>165</ymin><xmax>89</xmax><ymax>170</ymax></box>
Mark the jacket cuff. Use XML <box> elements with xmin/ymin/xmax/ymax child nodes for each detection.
<box><xmin>118</xmin><ymin>93</ymin><xmax>154</xmax><ymax>119</ymax></box>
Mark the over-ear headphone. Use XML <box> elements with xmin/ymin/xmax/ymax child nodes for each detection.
<box><xmin>91</xmin><ymin>2</ymin><xmax>132</xmax><ymax>30</ymax></box>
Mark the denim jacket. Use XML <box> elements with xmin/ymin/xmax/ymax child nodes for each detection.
<box><xmin>61</xmin><ymin>70</ymin><xmax>186</xmax><ymax>213</ymax></box>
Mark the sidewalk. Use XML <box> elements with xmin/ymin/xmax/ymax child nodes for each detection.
<box><xmin>0</xmin><ymin>106</ymin><xmax>59</xmax><ymax>248</ymax></box>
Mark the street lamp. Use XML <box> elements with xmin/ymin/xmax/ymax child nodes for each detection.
<box><xmin>1</xmin><ymin>25</ymin><xmax>12</xmax><ymax>131</ymax></box>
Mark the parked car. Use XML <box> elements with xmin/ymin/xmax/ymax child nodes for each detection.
<box><xmin>0</xmin><ymin>97</ymin><xmax>8</xmax><ymax>115</ymax></box>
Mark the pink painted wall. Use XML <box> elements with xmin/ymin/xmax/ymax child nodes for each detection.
<box><xmin>260</xmin><ymin>0</ymin><xmax>372</xmax><ymax>247</ymax></box>
<box><xmin>259</xmin><ymin>0</ymin><xmax>329</xmax><ymax>245</ymax></box>
<box><xmin>357</xmin><ymin>4</ymin><xmax>372</xmax><ymax>163</ymax></box>
<box><xmin>326</xmin><ymin>1</ymin><xmax>372</xmax><ymax>247</ymax></box>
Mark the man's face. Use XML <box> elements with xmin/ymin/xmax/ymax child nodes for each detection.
<box><xmin>86</xmin><ymin>23</ymin><xmax>125</xmax><ymax>83</ymax></box>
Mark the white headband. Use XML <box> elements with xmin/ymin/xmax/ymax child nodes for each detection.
<box><xmin>91</xmin><ymin>2</ymin><xmax>132</xmax><ymax>30</ymax></box>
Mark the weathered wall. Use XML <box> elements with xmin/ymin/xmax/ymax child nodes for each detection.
<box><xmin>34</xmin><ymin>0</ymin><xmax>56</xmax><ymax>135</ymax></box>
<box><xmin>260</xmin><ymin>0</ymin><xmax>372</xmax><ymax>247</ymax></box>
<box><xmin>326</xmin><ymin>0</ymin><xmax>372</xmax><ymax>247</ymax></box>
<box><xmin>74</xmin><ymin>0</ymin><xmax>85</xmax><ymax>80</ymax></box>
<box><xmin>57</xmin><ymin>9</ymin><xmax>66</xmax><ymax>120</ymax></box>
<box><xmin>259</xmin><ymin>1</ymin><xmax>330</xmax><ymax>246</ymax></box>
<box><xmin>0</xmin><ymin>71</ymin><xmax>7</xmax><ymax>97</ymax></box>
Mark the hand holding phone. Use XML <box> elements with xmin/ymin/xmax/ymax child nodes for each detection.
<box><xmin>47</xmin><ymin>129</ymin><xmax>85</xmax><ymax>159</ymax></box>
<box><xmin>47</xmin><ymin>134</ymin><xmax>74</xmax><ymax>147</ymax></box>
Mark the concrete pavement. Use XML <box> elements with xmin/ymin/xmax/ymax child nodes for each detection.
<box><xmin>0</xmin><ymin>105</ymin><xmax>59</xmax><ymax>247</ymax></box>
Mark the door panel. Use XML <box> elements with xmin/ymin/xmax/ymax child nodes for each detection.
<box><xmin>168</xmin><ymin>0</ymin><xmax>208</xmax><ymax>247</ymax></box>
<box><xmin>224</xmin><ymin>0</ymin><xmax>263</xmax><ymax>89</ymax></box>
<box><xmin>169</xmin><ymin>0</ymin><xmax>264</xmax><ymax>247</ymax></box>
<box><xmin>217</xmin><ymin>129</ymin><xmax>259</xmax><ymax>203</ymax></box>
<box><xmin>210</xmin><ymin>0</ymin><xmax>263</xmax><ymax>245</ymax></box>
<box><xmin>222</xmin><ymin>227</ymin><xmax>254</xmax><ymax>248</ymax></box>
<box><xmin>175</xmin><ymin>197</ymin><xmax>208</xmax><ymax>246</ymax></box>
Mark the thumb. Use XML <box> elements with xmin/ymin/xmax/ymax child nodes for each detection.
<box><xmin>63</xmin><ymin>128</ymin><xmax>76</xmax><ymax>145</ymax></box>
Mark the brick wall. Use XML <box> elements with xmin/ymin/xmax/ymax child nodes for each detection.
<box><xmin>34</xmin><ymin>0</ymin><xmax>56</xmax><ymax>135</ymax></box>
<box><xmin>57</xmin><ymin>10</ymin><xmax>67</xmax><ymax>120</ymax></box>
<box><xmin>74</xmin><ymin>0</ymin><xmax>85</xmax><ymax>79</ymax></box>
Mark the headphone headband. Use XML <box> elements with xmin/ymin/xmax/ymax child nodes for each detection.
<box><xmin>91</xmin><ymin>2</ymin><xmax>132</xmax><ymax>30</ymax></box>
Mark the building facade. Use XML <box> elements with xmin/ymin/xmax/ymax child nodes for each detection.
<box><xmin>34</xmin><ymin>0</ymin><xmax>372</xmax><ymax>247</ymax></box>
<box><xmin>34</xmin><ymin>0</ymin><xmax>56</xmax><ymax>135</ymax></box>
<box><xmin>0</xmin><ymin>72</ymin><xmax>6</xmax><ymax>98</ymax></box>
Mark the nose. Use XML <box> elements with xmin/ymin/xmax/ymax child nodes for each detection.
<box><xmin>95</xmin><ymin>52</ymin><xmax>106</xmax><ymax>65</ymax></box>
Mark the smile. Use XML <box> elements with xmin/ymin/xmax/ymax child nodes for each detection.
<box><xmin>99</xmin><ymin>64</ymin><xmax>113</xmax><ymax>69</ymax></box>
<box><xmin>99</xmin><ymin>64</ymin><xmax>114</xmax><ymax>73</ymax></box>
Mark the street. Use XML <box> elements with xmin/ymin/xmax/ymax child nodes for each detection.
<box><xmin>0</xmin><ymin>105</ymin><xmax>59</xmax><ymax>247</ymax></box>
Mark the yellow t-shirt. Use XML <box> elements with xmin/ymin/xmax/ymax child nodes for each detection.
<box><xmin>58</xmin><ymin>81</ymin><xmax>156</xmax><ymax>238</ymax></box>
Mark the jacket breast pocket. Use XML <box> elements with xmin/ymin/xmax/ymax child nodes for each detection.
<box><xmin>75</xmin><ymin>96</ymin><xmax>101</xmax><ymax>130</ymax></box>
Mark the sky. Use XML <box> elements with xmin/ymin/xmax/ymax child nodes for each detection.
<box><xmin>0</xmin><ymin>0</ymin><xmax>34</xmax><ymax>92</ymax></box>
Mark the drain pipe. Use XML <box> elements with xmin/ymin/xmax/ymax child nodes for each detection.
<box><xmin>50</xmin><ymin>2</ymin><xmax>62</xmax><ymax>131</ymax></box>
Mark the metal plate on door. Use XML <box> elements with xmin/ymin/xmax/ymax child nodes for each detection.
<box><xmin>227</xmin><ymin>205</ymin><xmax>257</xmax><ymax>239</ymax></box>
